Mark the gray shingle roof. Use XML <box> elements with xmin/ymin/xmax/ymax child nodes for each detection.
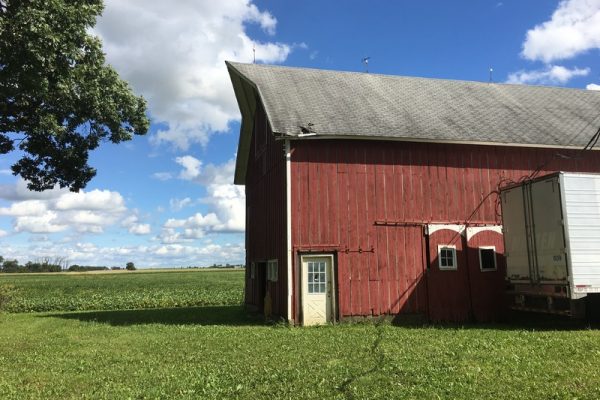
<box><xmin>227</xmin><ymin>62</ymin><xmax>600</xmax><ymax>148</ymax></box>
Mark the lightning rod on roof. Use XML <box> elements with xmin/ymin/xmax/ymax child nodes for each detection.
<box><xmin>253</xmin><ymin>44</ymin><xmax>256</xmax><ymax>64</ymax></box>
<box><xmin>489</xmin><ymin>67</ymin><xmax>494</xmax><ymax>83</ymax></box>
<box><xmin>362</xmin><ymin>57</ymin><xmax>370</xmax><ymax>73</ymax></box>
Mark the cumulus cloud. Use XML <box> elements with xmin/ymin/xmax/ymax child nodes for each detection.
<box><xmin>129</xmin><ymin>224</ymin><xmax>151</xmax><ymax>235</ymax></box>
<box><xmin>156</xmin><ymin>157</ymin><xmax>244</xmax><ymax>243</ymax></box>
<box><xmin>94</xmin><ymin>0</ymin><xmax>293</xmax><ymax>150</ymax></box>
<box><xmin>176</xmin><ymin>156</ymin><xmax>244</xmax><ymax>231</ymax></box>
<box><xmin>521</xmin><ymin>0</ymin><xmax>600</xmax><ymax>63</ymax></box>
<box><xmin>0</xmin><ymin>179</ymin><xmax>133</xmax><ymax>235</ymax></box>
<box><xmin>169</xmin><ymin>197</ymin><xmax>194</xmax><ymax>212</ymax></box>
<box><xmin>0</xmin><ymin>241</ymin><xmax>245</xmax><ymax>267</ymax></box>
<box><xmin>506</xmin><ymin>65</ymin><xmax>590</xmax><ymax>85</ymax></box>
<box><xmin>121</xmin><ymin>213</ymin><xmax>152</xmax><ymax>235</ymax></box>
<box><xmin>587</xmin><ymin>83</ymin><xmax>600</xmax><ymax>90</ymax></box>
<box><xmin>176</xmin><ymin>156</ymin><xmax>202</xmax><ymax>180</ymax></box>
<box><xmin>0</xmin><ymin>179</ymin><xmax>69</xmax><ymax>201</ymax></box>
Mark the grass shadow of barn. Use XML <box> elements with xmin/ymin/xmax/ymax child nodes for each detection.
<box><xmin>47</xmin><ymin>305</ymin><xmax>264</xmax><ymax>327</ymax></box>
<box><xmin>391</xmin><ymin>310</ymin><xmax>600</xmax><ymax>331</ymax></box>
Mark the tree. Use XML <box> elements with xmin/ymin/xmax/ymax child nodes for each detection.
<box><xmin>0</xmin><ymin>0</ymin><xmax>149</xmax><ymax>191</ymax></box>
<box><xmin>125</xmin><ymin>262</ymin><xmax>136</xmax><ymax>271</ymax></box>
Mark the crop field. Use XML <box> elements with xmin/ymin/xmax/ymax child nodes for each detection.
<box><xmin>0</xmin><ymin>269</ymin><xmax>243</xmax><ymax>312</ymax></box>
<box><xmin>1</xmin><ymin>270</ymin><xmax>600</xmax><ymax>399</ymax></box>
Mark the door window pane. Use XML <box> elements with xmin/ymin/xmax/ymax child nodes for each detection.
<box><xmin>307</xmin><ymin>260</ymin><xmax>327</xmax><ymax>293</ymax></box>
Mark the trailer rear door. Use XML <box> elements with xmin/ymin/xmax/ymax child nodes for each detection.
<box><xmin>530</xmin><ymin>177</ymin><xmax>568</xmax><ymax>282</ymax></box>
<box><xmin>502</xmin><ymin>186</ymin><xmax>530</xmax><ymax>281</ymax></box>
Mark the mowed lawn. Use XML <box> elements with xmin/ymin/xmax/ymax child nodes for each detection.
<box><xmin>1</xmin><ymin>270</ymin><xmax>600</xmax><ymax>399</ymax></box>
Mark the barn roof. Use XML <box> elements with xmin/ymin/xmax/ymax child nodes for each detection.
<box><xmin>226</xmin><ymin>61</ymin><xmax>600</xmax><ymax>184</ymax></box>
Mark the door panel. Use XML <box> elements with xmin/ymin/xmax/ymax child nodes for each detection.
<box><xmin>302</xmin><ymin>256</ymin><xmax>333</xmax><ymax>326</ymax></box>
<box><xmin>530</xmin><ymin>178</ymin><xmax>568</xmax><ymax>281</ymax></box>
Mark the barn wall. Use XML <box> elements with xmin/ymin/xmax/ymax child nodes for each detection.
<box><xmin>290</xmin><ymin>139</ymin><xmax>600</xmax><ymax>321</ymax></box>
<box><xmin>244</xmin><ymin>104</ymin><xmax>287</xmax><ymax>317</ymax></box>
<box><xmin>466</xmin><ymin>228</ymin><xmax>506</xmax><ymax>321</ymax></box>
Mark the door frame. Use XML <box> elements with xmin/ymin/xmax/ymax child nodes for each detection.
<box><xmin>299</xmin><ymin>253</ymin><xmax>337</xmax><ymax>325</ymax></box>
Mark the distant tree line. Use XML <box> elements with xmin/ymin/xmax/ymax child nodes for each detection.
<box><xmin>68</xmin><ymin>265</ymin><xmax>109</xmax><ymax>272</ymax></box>
<box><xmin>0</xmin><ymin>256</ymin><xmax>139</xmax><ymax>273</ymax></box>
<box><xmin>0</xmin><ymin>256</ymin><xmax>67</xmax><ymax>273</ymax></box>
<box><xmin>207</xmin><ymin>263</ymin><xmax>244</xmax><ymax>269</ymax></box>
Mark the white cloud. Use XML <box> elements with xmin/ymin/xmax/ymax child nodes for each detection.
<box><xmin>522</xmin><ymin>0</ymin><xmax>600</xmax><ymax>63</ymax></box>
<box><xmin>156</xmin><ymin>157</ymin><xmax>244</xmax><ymax>243</ymax></box>
<box><xmin>129</xmin><ymin>224</ymin><xmax>151</xmax><ymax>235</ymax></box>
<box><xmin>177</xmin><ymin>157</ymin><xmax>244</xmax><ymax>230</ymax></box>
<box><xmin>176</xmin><ymin>156</ymin><xmax>202</xmax><ymax>180</ymax></box>
<box><xmin>55</xmin><ymin>190</ymin><xmax>126</xmax><ymax>212</ymax></box>
<box><xmin>14</xmin><ymin>212</ymin><xmax>68</xmax><ymax>234</ymax></box>
<box><xmin>0</xmin><ymin>180</ymin><xmax>131</xmax><ymax>234</ymax></box>
<box><xmin>95</xmin><ymin>0</ymin><xmax>293</xmax><ymax>150</ymax></box>
<box><xmin>506</xmin><ymin>65</ymin><xmax>589</xmax><ymax>85</ymax></box>
<box><xmin>587</xmin><ymin>83</ymin><xmax>600</xmax><ymax>90</ymax></box>
<box><xmin>0</xmin><ymin>241</ymin><xmax>245</xmax><ymax>267</ymax></box>
<box><xmin>0</xmin><ymin>200</ymin><xmax>47</xmax><ymax>217</ymax></box>
<box><xmin>169</xmin><ymin>197</ymin><xmax>194</xmax><ymax>211</ymax></box>
<box><xmin>0</xmin><ymin>229</ymin><xmax>8</xmax><ymax>237</ymax></box>
<box><xmin>121</xmin><ymin>212</ymin><xmax>152</xmax><ymax>235</ymax></box>
<box><xmin>0</xmin><ymin>179</ymin><xmax>68</xmax><ymax>201</ymax></box>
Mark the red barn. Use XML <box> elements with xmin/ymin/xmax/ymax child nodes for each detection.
<box><xmin>226</xmin><ymin>62</ymin><xmax>600</xmax><ymax>324</ymax></box>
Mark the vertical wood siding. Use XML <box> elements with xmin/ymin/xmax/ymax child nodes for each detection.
<box><xmin>244</xmin><ymin>104</ymin><xmax>287</xmax><ymax>317</ymax></box>
<box><xmin>289</xmin><ymin>139</ymin><xmax>600</xmax><ymax>321</ymax></box>
<box><xmin>467</xmin><ymin>229</ymin><xmax>506</xmax><ymax>322</ymax></box>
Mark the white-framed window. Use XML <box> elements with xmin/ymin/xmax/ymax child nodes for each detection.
<box><xmin>307</xmin><ymin>260</ymin><xmax>327</xmax><ymax>294</ymax></box>
<box><xmin>250</xmin><ymin>262</ymin><xmax>255</xmax><ymax>279</ymax></box>
<box><xmin>267</xmin><ymin>259</ymin><xmax>278</xmax><ymax>282</ymax></box>
<box><xmin>479</xmin><ymin>246</ymin><xmax>497</xmax><ymax>271</ymax></box>
<box><xmin>438</xmin><ymin>245</ymin><xmax>457</xmax><ymax>270</ymax></box>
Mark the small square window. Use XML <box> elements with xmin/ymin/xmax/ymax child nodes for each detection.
<box><xmin>479</xmin><ymin>248</ymin><xmax>497</xmax><ymax>271</ymax></box>
<box><xmin>438</xmin><ymin>246</ymin><xmax>457</xmax><ymax>270</ymax></box>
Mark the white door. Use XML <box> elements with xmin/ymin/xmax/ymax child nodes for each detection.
<box><xmin>301</xmin><ymin>256</ymin><xmax>334</xmax><ymax>326</ymax></box>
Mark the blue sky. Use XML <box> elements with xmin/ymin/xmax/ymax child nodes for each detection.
<box><xmin>1</xmin><ymin>0</ymin><xmax>599</xmax><ymax>268</ymax></box>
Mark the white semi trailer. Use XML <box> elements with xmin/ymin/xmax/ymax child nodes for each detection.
<box><xmin>500</xmin><ymin>172</ymin><xmax>600</xmax><ymax>317</ymax></box>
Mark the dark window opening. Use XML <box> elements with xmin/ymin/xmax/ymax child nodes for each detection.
<box><xmin>479</xmin><ymin>248</ymin><xmax>497</xmax><ymax>271</ymax></box>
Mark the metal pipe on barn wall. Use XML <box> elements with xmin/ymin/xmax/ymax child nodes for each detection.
<box><xmin>285</xmin><ymin>139</ymin><xmax>293</xmax><ymax>323</ymax></box>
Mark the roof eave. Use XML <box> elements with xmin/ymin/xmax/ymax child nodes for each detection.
<box><xmin>282</xmin><ymin>132</ymin><xmax>597</xmax><ymax>151</ymax></box>
<box><xmin>226</xmin><ymin>61</ymin><xmax>259</xmax><ymax>185</ymax></box>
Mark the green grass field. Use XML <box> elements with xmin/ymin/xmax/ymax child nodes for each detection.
<box><xmin>1</xmin><ymin>270</ymin><xmax>600</xmax><ymax>399</ymax></box>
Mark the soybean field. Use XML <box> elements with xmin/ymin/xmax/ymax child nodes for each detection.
<box><xmin>0</xmin><ymin>269</ymin><xmax>243</xmax><ymax>312</ymax></box>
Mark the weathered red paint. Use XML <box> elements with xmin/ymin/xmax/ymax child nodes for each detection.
<box><xmin>287</xmin><ymin>138</ymin><xmax>600</xmax><ymax>322</ymax></box>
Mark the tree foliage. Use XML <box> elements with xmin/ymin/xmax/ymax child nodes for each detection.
<box><xmin>0</xmin><ymin>0</ymin><xmax>149</xmax><ymax>191</ymax></box>
<box><xmin>125</xmin><ymin>262</ymin><xmax>135</xmax><ymax>271</ymax></box>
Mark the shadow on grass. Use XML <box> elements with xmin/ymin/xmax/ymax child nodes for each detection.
<box><xmin>392</xmin><ymin>311</ymin><xmax>600</xmax><ymax>331</ymax></box>
<box><xmin>44</xmin><ymin>305</ymin><xmax>264</xmax><ymax>327</ymax></box>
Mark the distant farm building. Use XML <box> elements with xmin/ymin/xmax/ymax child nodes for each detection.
<box><xmin>226</xmin><ymin>61</ymin><xmax>600</xmax><ymax>324</ymax></box>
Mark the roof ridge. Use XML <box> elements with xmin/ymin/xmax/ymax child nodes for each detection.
<box><xmin>226</xmin><ymin>61</ymin><xmax>598</xmax><ymax>94</ymax></box>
